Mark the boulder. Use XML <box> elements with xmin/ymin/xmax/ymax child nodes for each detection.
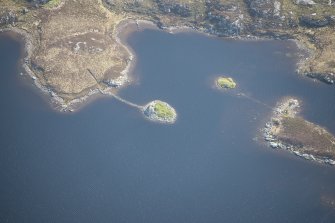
<box><xmin>295</xmin><ymin>0</ymin><xmax>316</xmax><ymax>6</ymax></box>
<box><xmin>270</xmin><ymin>142</ymin><xmax>279</xmax><ymax>148</ymax></box>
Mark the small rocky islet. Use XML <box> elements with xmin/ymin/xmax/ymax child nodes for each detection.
<box><xmin>143</xmin><ymin>100</ymin><xmax>177</xmax><ymax>124</ymax></box>
<box><xmin>216</xmin><ymin>76</ymin><xmax>237</xmax><ymax>89</ymax></box>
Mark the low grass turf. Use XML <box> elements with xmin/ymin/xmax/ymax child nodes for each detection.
<box><xmin>154</xmin><ymin>101</ymin><xmax>175</xmax><ymax>119</ymax></box>
<box><xmin>217</xmin><ymin>77</ymin><xmax>236</xmax><ymax>89</ymax></box>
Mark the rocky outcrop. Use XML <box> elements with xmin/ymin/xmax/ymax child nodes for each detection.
<box><xmin>103</xmin><ymin>76</ymin><xmax>128</xmax><ymax>88</ymax></box>
<box><xmin>306</xmin><ymin>72</ymin><xmax>335</xmax><ymax>84</ymax></box>
<box><xmin>0</xmin><ymin>11</ymin><xmax>17</xmax><ymax>26</ymax></box>
<box><xmin>205</xmin><ymin>14</ymin><xmax>241</xmax><ymax>36</ymax></box>
<box><xmin>299</xmin><ymin>16</ymin><xmax>332</xmax><ymax>28</ymax></box>
<box><xmin>156</xmin><ymin>0</ymin><xmax>191</xmax><ymax>17</ymax></box>
<box><xmin>244</xmin><ymin>0</ymin><xmax>281</xmax><ymax>19</ymax></box>
<box><xmin>104</xmin><ymin>0</ymin><xmax>115</xmax><ymax>7</ymax></box>
<box><xmin>24</xmin><ymin>0</ymin><xmax>52</xmax><ymax>7</ymax></box>
<box><xmin>203</xmin><ymin>0</ymin><xmax>244</xmax><ymax>36</ymax></box>
<box><xmin>295</xmin><ymin>0</ymin><xmax>316</xmax><ymax>6</ymax></box>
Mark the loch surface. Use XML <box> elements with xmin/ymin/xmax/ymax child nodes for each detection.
<box><xmin>1</xmin><ymin>30</ymin><xmax>335</xmax><ymax>223</ymax></box>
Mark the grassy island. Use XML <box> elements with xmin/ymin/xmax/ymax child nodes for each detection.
<box><xmin>143</xmin><ymin>100</ymin><xmax>177</xmax><ymax>124</ymax></box>
<box><xmin>216</xmin><ymin>77</ymin><xmax>237</xmax><ymax>89</ymax></box>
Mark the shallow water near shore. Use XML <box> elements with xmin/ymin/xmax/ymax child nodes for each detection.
<box><xmin>1</xmin><ymin>29</ymin><xmax>335</xmax><ymax>222</ymax></box>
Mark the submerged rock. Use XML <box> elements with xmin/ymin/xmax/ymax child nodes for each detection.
<box><xmin>143</xmin><ymin>100</ymin><xmax>177</xmax><ymax>124</ymax></box>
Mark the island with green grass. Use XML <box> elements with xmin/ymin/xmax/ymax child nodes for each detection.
<box><xmin>143</xmin><ymin>100</ymin><xmax>177</xmax><ymax>124</ymax></box>
<box><xmin>216</xmin><ymin>76</ymin><xmax>237</xmax><ymax>89</ymax></box>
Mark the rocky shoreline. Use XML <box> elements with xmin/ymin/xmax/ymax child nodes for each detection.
<box><xmin>263</xmin><ymin>98</ymin><xmax>335</xmax><ymax>166</ymax></box>
<box><xmin>0</xmin><ymin>27</ymin><xmax>70</xmax><ymax>110</ymax></box>
<box><xmin>0</xmin><ymin>18</ymin><xmax>141</xmax><ymax>112</ymax></box>
<box><xmin>0</xmin><ymin>17</ymin><xmax>204</xmax><ymax>113</ymax></box>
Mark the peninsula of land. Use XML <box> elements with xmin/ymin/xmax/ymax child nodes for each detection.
<box><xmin>263</xmin><ymin>98</ymin><xmax>335</xmax><ymax>165</ymax></box>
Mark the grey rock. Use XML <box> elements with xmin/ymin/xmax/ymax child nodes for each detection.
<box><xmin>295</xmin><ymin>0</ymin><xmax>316</xmax><ymax>6</ymax></box>
<box><xmin>299</xmin><ymin>16</ymin><xmax>330</xmax><ymax>28</ymax></box>
<box><xmin>156</xmin><ymin>0</ymin><xmax>191</xmax><ymax>17</ymax></box>
<box><xmin>205</xmin><ymin>14</ymin><xmax>240</xmax><ymax>36</ymax></box>
<box><xmin>0</xmin><ymin>11</ymin><xmax>17</xmax><ymax>26</ymax></box>
<box><xmin>244</xmin><ymin>0</ymin><xmax>280</xmax><ymax>19</ymax></box>
<box><xmin>270</xmin><ymin>142</ymin><xmax>279</xmax><ymax>148</ymax></box>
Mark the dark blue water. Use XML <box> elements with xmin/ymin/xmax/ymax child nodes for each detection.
<box><xmin>1</xmin><ymin>30</ymin><xmax>335</xmax><ymax>223</ymax></box>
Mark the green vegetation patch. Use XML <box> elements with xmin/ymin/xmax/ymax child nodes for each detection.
<box><xmin>216</xmin><ymin>76</ymin><xmax>236</xmax><ymax>89</ymax></box>
<box><xmin>43</xmin><ymin>0</ymin><xmax>61</xmax><ymax>8</ymax></box>
<box><xmin>154</xmin><ymin>101</ymin><xmax>175</xmax><ymax>119</ymax></box>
